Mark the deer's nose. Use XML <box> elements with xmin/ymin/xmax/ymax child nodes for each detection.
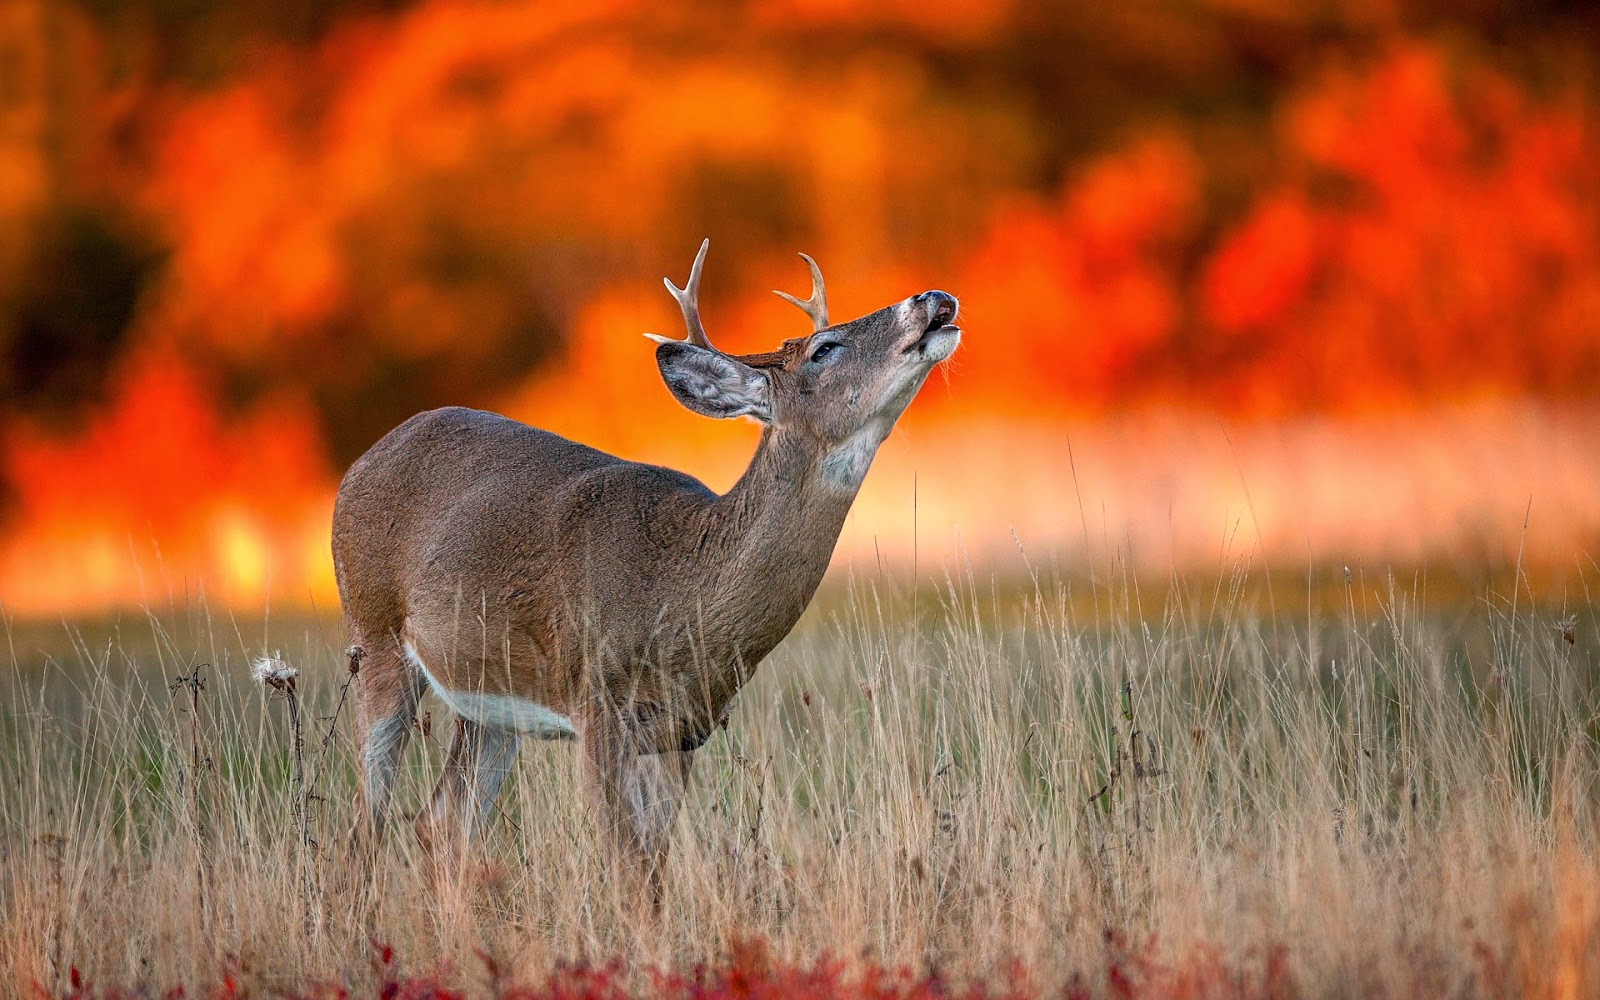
<box><xmin>915</xmin><ymin>290</ymin><xmax>959</xmax><ymax>331</ymax></box>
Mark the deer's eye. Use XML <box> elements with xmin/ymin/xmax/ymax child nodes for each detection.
<box><xmin>809</xmin><ymin>342</ymin><xmax>840</xmax><ymax>364</ymax></box>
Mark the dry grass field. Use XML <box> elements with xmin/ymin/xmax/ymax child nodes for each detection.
<box><xmin>3</xmin><ymin>561</ymin><xmax>1599</xmax><ymax>998</ymax></box>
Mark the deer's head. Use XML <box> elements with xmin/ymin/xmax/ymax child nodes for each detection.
<box><xmin>647</xmin><ymin>240</ymin><xmax>959</xmax><ymax>488</ymax></box>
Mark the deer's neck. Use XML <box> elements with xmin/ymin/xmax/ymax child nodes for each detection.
<box><xmin>705</xmin><ymin>424</ymin><xmax>870</xmax><ymax>641</ymax></box>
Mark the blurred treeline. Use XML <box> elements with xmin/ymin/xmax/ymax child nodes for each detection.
<box><xmin>1</xmin><ymin>0</ymin><xmax>1597</xmax><ymax>476</ymax></box>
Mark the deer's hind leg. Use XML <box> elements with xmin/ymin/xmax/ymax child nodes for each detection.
<box><xmin>415</xmin><ymin>717</ymin><xmax>519</xmax><ymax>858</ymax></box>
<box><xmin>347</xmin><ymin>630</ymin><xmax>425</xmax><ymax>857</ymax></box>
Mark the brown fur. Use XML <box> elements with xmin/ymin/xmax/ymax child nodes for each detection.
<box><xmin>333</xmin><ymin>245</ymin><xmax>959</xmax><ymax>898</ymax></box>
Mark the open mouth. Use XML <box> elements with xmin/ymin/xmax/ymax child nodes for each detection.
<box><xmin>904</xmin><ymin>294</ymin><xmax>961</xmax><ymax>355</ymax></box>
<box><xmin>906</xmin><ymin>310</ymin><xmax>960</xmax><ymax>356</ymax></box>
<box><xmin>925</xmin><ymin>297</ymin><xmax>958</xmax><ymax>334</ymax></box>
<box><xmin>906</xmin><ymin>325</ymin><xmax>961</xmax><ymax>361</ymax></box>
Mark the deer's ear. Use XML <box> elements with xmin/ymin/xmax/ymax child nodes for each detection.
<box><xmin>655</xmin><ymin>341</ymin><xmax>772</xmax><ymax>422</ymax></box>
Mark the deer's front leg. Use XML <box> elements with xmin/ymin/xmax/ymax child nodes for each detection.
<box><xmin>579</xmin><ymin>708</ymin><xmax>695</xmax><ymax>910</ymax></box>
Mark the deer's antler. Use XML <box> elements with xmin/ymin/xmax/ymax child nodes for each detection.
<box><xmin>774</xmin><ymin>252</ymin><xmax>828</xmax><ymax>332</ymax></box>
<box><xmin>646</xmin><ymin>238</ymin><xmax>717</xmax><ymax>351</ymax></box>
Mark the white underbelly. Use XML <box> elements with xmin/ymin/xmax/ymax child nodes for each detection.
<box><xmin>402</xmin><ymin>640</ymin><xmax>577</xmax><ymax>739</ymax></box>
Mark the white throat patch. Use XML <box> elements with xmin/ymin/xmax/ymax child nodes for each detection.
<box><xmin>821</xmin><ymin>421</ymin><xmax>890</xmax><ymax>490</ymax></box>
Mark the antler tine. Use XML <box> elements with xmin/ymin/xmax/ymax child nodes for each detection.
<box><xmin>773</xmin><ymin>252</ymin><xmax>828</xmax><ymax>331</ymax></box>
<box><xmin>660</xmin><ymin>238</ymin><xmax>716</xmax><ymax>351</ymax></box>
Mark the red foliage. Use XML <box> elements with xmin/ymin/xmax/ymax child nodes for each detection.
<box><xmin>963</xmin><ymin>43</ymin><xmax>1600</xmax><ymax>417</ymax></box>
<box><xmin>30</xmin><ymin>934</ymin><xmax>1316</xmax><ymax>1000</ymax></box>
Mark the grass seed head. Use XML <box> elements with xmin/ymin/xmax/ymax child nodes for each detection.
<box><xmin>1557</xmin><ymin>615</ymin><xmax>1578</xmax><ymax>645</ymax></box>
<box><xmin>252</xmin><ymin>653</ymin><xmax>298</xmax><ymax>694</ymax></box>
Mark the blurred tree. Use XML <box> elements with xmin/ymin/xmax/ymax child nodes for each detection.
<box><xmin>0</xmin><ymin>205</ymin><xmax>161</xmax><ymax>422</ymax></box>
<box><xmin>0</xmin><ymin>0</ymin><xmax>1595</xmax><ymax>612</ymax></box>
<box><xmin>0</xmin><ymin>0</ymin><xmax>1595</xmax><ymax>497</ymax></box>
<box><xmin>73</xmin><ymin>0</ymin><xmax>421</xmax><ymax>85</ymax></box>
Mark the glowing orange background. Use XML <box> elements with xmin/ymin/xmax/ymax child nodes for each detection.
<box><xmin>1</xmin><ymin>0</ymin><xmax>1598</xmax><ymax>615</ymax></box>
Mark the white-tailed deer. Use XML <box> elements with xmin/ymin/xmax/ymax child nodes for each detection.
<box><xmin>333</xmin><ymin>240</ymin><xmax>959</xmax><ymax>895</ymax></box>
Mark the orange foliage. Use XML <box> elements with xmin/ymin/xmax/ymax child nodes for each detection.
<box><xmin>1</xmin><ymin>350</ymin><xmax>332</xmax><ymax>614</ymax></box>
<box><xmin>135</xmin><ymin>0</ymin><xmax>990</xmax><ymax>371</ymax></box>
<box><xmin>1200</xmin><ymin>193</ymin><xmax>1319</xmax><ymax>335</ymax></box>
<box><xmin>965</xmin><ymin>44</ymin><xmax>1600</xmax><ymax>416</ymax></box>
<box><xmin>960</xmin><ymin>134</ymin><xmax>1201</xmax><ymax>414</ymax></box>
<box><xmin>1210</xmin><ymin>46</ymin><xmax>1600</xmax><ymax>411</ymax></box>
<box><xmin>3</xmin><ymin>5</ymin><xmax>1600</xmax><ymax>612</ymax></box>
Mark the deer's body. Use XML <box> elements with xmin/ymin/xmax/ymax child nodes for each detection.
<box><xmin>336</xmin><ymin>405</ymin><xmax>846</xmax><ymax>752</ymax></box>
<box><xmin>335</xmin><ymin>241</ymin><xmax>958</xmax><ymax>894</ymax></box>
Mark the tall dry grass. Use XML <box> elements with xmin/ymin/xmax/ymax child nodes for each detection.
<box><xmin>2</xmin><ymin>562</ymin><xmax>1599</xmax><ymax>997</ymax></box>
